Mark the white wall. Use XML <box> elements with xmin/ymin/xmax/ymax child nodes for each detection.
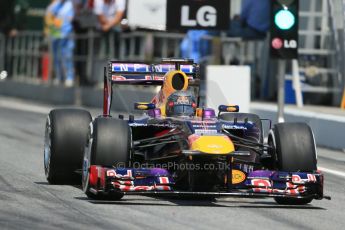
<box><xmin>231</xmin><ymin>0</ymin><xmax>241</xmax><ymax>17</ymax></box>
<box><xmin>127</xmin><ymin>0</ymin><xmax>167</xmax><ymax>30</ymax></box>
<box><xmin>206</xmin><ymin>65</ymin><xmax>251</xmax><ymax>113</ymax></box>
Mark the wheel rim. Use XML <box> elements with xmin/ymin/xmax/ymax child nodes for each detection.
<box><xmin>82</xmin><ymin>154</ymin><xmax>90</xmax><ymax>192</ymax></box>
<box><xmin>44</xmin><ymin>117</ymin><xmax>52</xmax><ymax>178</ymax></box>
<box><xmin>82</xmin><ymin>130</ymin><xmax>92</xmax><ymax>193</ymax></box>
<box><xmin>268</xmin><ymin>129</ymin><xmax>277</xmax><ymax>169</ymax></box>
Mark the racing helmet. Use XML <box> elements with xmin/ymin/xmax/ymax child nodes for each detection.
<box><xmin>165</xmin><ymin>91</ymin><xmax>197</xmax><ymax>117</ymax></box>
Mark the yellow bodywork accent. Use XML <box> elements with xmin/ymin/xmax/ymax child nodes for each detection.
<box><xmin>156</xmin><ymin>70</ymin><xmax>189</xmax><ymax>116</ymax></box>
<box><xmin>190</xmin><ymin>136</ymin><xmax>235</xmax><ymax>154</ymax></box>
<box><xmin>341</xmin><ymin>88</ymin><xmax>345</xmax><ymax>109</ymax></box>
<box><xmin>232</xmin><ymin>169</ymin><xmax>246</xmax><ymax>184</ymax></box>
<box><xmin>136</xmin><ymin>105</ymin><xmax>148</xmax><ymax>110</ymax></box>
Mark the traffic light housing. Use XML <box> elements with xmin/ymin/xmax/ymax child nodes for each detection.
<box><xmin>270</xmin><ymin>0</ymin><xmax>299</xmax><ymax>59</ymax></box>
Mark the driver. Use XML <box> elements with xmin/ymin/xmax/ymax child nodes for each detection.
<box><xmin>165</xmin><ymin>91</ymin><xmax>197</xmax><ymax>117</ymax></box>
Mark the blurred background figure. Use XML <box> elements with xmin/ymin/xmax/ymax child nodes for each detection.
<box><xmin>0</xmin><ymin>0</ymin><xmax>29</xmax><ymax>77</ymax></box>
<box><xmin>227</xmin><ymin>0</ymin><xmax>270</xmax><ymax>39</ymax></box>
<box><xmin>180</xmin><ymin>30</ymin><xmax>213</xmax><ymax>64</ymax></box>
<box><xmin>0</xmin><ymin>1</ymin><xmax>18</xmax><ymax>37</ymax></box>
<box><xmin>71</xmin><ymin>0</ymin><xmax>96</xmax><ymax>85</ymax></box>
<box><xmin>72</xmin><ymin>0</ymin><xmax>87</xmax><ymax>13</ymax></box>
<box><xmin>94</xmin><ymin>0</ymin><xmax>126</xmax><ymax>32</ymax></box>
<box><xmin>46</xmin><ymin>0</ymin><xmax>75</xmax><ymax>87</ymax></box>
<box><xmin>0</xmin><ymin>0</ymin><xmax>17</xmax><ymax>78</ymax></box>
<box><xmin>93</xmin><ymin>0</ymin><xmax>126</xmax><ymax>57</ymax></box>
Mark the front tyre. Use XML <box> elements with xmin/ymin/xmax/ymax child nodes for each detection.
<box><xmin>82</xmin><ymin>117</ymin><xmax>131</xmax><ymax>200</ymax></box>
<box><xmin>269</xmin><ymin>122</ymin><xmax>317</xmax><ymax>205</ymax></box>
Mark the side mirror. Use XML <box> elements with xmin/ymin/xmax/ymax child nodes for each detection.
<box><xmin>218</xmin><ymin>105</ymin><xmax>240</xmax><ymax>113</ymax></box>
<box><xmin>134</xmin><ymin>102</ymin><xmax>155</xmax><ymax>110</ymax></box>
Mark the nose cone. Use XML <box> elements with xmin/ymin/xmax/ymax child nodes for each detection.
<box><xmin>189</xmin><ymin>135</ymin><xmax>235</xmax><ymax>154</ymax></box>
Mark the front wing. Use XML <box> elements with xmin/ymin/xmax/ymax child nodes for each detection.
<box><xmin>87</xmin><ymin>165</ymin><xmax>326</xmax><ymax>200</ymax></box>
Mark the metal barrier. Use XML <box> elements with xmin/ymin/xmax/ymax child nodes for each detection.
<box><xmin>5</xmin><ymin>31</ymin><xmax>43</xmax><ymax>81</ymax></box>
<box><xmin>3</xmin><ymin>30</ymin><xmax>121</xmax><ymax>84</ymax></box>
<box><xmin>0</xmin><ymin>33</ymin><xmax>5</xmax><ymax>72</ymax></box>
<box><xmin>119</xmin><ymin>31</ymin><xmax>185</xmax><ymax>62</ymax></box>
<box><xmin>2</xmin><ymin>30</ymin><xmax>266</xmax><ymax>88</ymax></box>
<box><xmin>74</xmin><ymin>30</ymin><xmax>120</xmax><ymax>84</ymax></box>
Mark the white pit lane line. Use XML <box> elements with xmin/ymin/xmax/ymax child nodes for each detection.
<box><xmin>318</xmin><ymin>166</ymin><xmax>345</xmax><ymax>178</ymax></box>
<box><xmin>0</xmin><ymin>97</ymin><xmax>51</xmax><ymax>114</ymax></box>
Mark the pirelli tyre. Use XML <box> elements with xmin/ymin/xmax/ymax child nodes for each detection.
<box><xmin>44</xmin><ymin>109</ymin><xmax>92</xmax><ymax>184</ymax></box>
<box><xmin>268</xmin><ymin>122</ymin><xmax>317</xmax><ymax>205</ymax></box>
<box><xmin>82</xmin><ymin>117</ymin><xmax>131</xmax><ymax>200</ymax></box>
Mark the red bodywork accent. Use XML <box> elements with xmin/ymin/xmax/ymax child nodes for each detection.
<box><xmin>89</xmin><ymin>165</ymin><xmax>98</xmax><ymax>187</ymax></box>
<box><xmin>155</xmin><ymin>129</ymin><xmax>171</xmax><ymax>137</ymax></box>
<box><xmin>103</xmin><ymin>77</ymin><xmax>109</xmax><ymax>116</ymax></box>
<box><xmin>89</xmin><ymin>165</ymin><xmax>106</xmax><ymax>189</ymax></box>
<box><xmin>88</xmin><ymin>165</ymin><xmax>172</xmax><ymax>193</ymax></box>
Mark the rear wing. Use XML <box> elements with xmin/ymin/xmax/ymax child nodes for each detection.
<box><xmin>107</xmin><ymin>59</ymin><xmax>200</xmax><ymax>85</ymax></box>
<box><xmin>103</xmin><ymin>59</ymin><xmax>200</xmax><ymax>116</ymax></box>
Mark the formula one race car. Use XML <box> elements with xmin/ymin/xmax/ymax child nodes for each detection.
<box><xmin>44</xmin><ymin>59</ymin><xmax>329</xmax><ymax>205</ymax></box>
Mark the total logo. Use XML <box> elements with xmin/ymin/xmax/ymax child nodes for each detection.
<box><xmin>271</xmin><ymin>38</ymin><xmax>297</xmax><ymax>49</ymax></box>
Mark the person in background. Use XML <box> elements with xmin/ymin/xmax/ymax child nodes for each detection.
<box><xmin>46</xmin><ymin>0</ymin><xmax>75</xmax><ymax>87</ymax></box>
<box><xmin>227</xmin><ymin>0</ymin><xmax>270</xmax><ymax>39</ymax></box>
<box><xmin>0</xmin><ymin>0</ymin><xmax>29</xmax><ymax>77</ymax></box>
<box><xmin>93</xmin><ymin>0</ymin><xmax>126</xmax><ymax>32</ymax></box>
<box><xmin>72</xmin><ymin>0</ymin><xmax>86</xmax><ymax>13</ymax></box>
<box><xmin>14</xmin><ymin>0</ymin><xmax>30</xmax><ymax>31</ymax></box>
<box><xmin>71</xmin><ymin>0</ymin><xmax>93</xmax><ymax>85</ymax></box>
<box><xmin>180</xmin><ymin>30</ymin><xmax>208</xmax><ymax>64</ymax></box>
<box><xmin>93</xmin><ymin>0</ymin><xmax>126</xmax><ymax>58</ymax></box>
<box><xmin>180</xmin><ymin>30</ymin><xmax>215</xmax><ymax>64</ymax></box>
<box><xmin>0</xmin><ymin>1</ymin><xmax>18</xmax><ymax>37</ymax></box>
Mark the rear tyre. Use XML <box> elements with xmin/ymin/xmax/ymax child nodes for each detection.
<box><xmin>83</xmin><ymin>117</ymin><xmax>131</xmax><ymax>200</ymax></box>
<box><xmin>44</xmin><ymin>109</ymin><xmax>92</xmax><ymax>184</ymax></box>
<box><xmin>269</xmin><ymin>122</ymin><xmax>317</xmax><ymax>205</ymax></box>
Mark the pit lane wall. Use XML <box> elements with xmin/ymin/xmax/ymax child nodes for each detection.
<box><xmin>0</xmin><ymin>80</ymin><xmax>155</xmax><ymax>113</ymax></box>
<box><xmin>251</xmin><ymin>103</ymin><xmax>345</xmax><ymax>150</ymax></box>
<box><xmin>1</xmin><ymin>77</ymin><xmax>345</xmax><ymax>150</ymax></box>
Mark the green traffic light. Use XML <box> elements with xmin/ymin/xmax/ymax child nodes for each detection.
<box><xmin>274</xmin><ymin>9</ymin><xmax>295</xmax><ymax>30</ymax></box>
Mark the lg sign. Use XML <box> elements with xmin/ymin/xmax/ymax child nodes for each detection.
<box><xmin>284</xmin><ymin>39</ymin><xmax>298</xmax><ymax>48</ymax></box>
<box><xmin>272</xmin><ymin>38</ymin><xmax>297</xmax><ymax>49</ymax></box>
<box><xmin>166</xmin><ymin>0</ymin><xmax>229</xmax><ymax>31</ymax></box>
<box><xmin>181</xmin><ymin>5</ymin><xmax>217</xmax><ymax>27</ymax></box>
<box><xmin>270</xmin><ymin>0</ymin><xmax>299</xmax><ymax>59</ymax></box>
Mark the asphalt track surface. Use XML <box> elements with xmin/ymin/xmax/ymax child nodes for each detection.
<box><xmin>0</xmin><ymin>97</ymin><xmax>345</xmax><ymax>230</ymax></box>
